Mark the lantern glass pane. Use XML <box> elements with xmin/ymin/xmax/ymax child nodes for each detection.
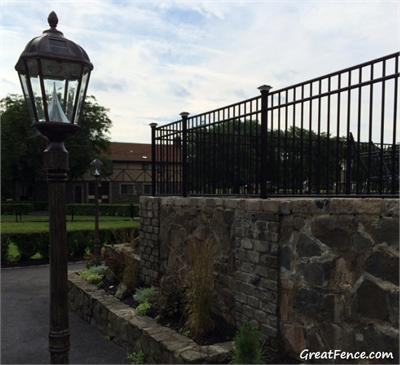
<box><xmin>19</xmin><ymin>74</ymin><xmax>35</xmax><ymax>123</ymax></box>
<box><xmin>29</xmin><ymin>75</ymin><xmax>45</xmax><ymax>122</ymax></box>
<box><xmin>43</xmin><ymin>78</ymin><xmax>70</xmax><ymax>123</ymax></box>
<box><xmin>74</xmin><ymin>71</ymin><xmax>89</xmax><ymax>123</ymax></box>
<box><xmin>65</xmin><ymin>79</ymin><xmax>78</xmax><ymax>121</ymax></box>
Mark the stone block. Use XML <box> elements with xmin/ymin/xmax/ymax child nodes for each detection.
<box><xmin>256</xmin><ymin>266</ymin><xmax>277</xmax><ymax>280</ymax></box>
<box><xmin>246</xmin><ymin>199</ymin><xmax>262</xmax><ymax>212</ymax></box>
<box><xmin>383</xmin><ymin>199</ymin><xmax>399</xmax><ymax>217</ymax></box>
<box><xmin>352</xmin><ymin>274</ymin><xmax>399</xmax><ymax>325</ymax></box>
<box><xmin>311</xmin><ymin>215</ymin><xmax>356</xmax><ymax>252</ymax></box>
<box><xmin>247</xmin><ymin>251</ymin><xmax>260</xmax><ymax>263</ymax></box>
<box><xmin>282</xmin><ymin>323</ymin><xmax>306</xmax><ymax>356</ymax></box>
<box><xmin>365</xmin><ymin>243</ymin><xmax>399</xmax><ymax>285</ymax></box>
<box><xmin>247</xmin><ymin>296</ymin><xmax>260</xmax><ymax>309</ymax></box>
<box><xmin>259</xmin><ymin>254</ymin><xmax>278</xmax><ymax>268</ymax></box>
<box><xmin>241</xmin><ymin>238</ymin><xmax>253</xmax><ymax>250</ymax></box>
<box><xmin>259</xmin><ymin>278</ymin><xmax>277</xmax><ymax>291</ymax></box>
<box><xmin>260</xmin><ymin>200</ymin><xmax>281</xmax><ymax>214</ymax></box>
<box><xmin>279</xmin><ymin>201</ymin><xmax>291</xmax><ymax>215</ymax></box>
<box><xmin>223</xmin><ymin>199</ymin><xmax>239</xmax><ymax>210</ymax></box>
<box><xmin>254</xmin><ymin>240</ymin><xmax>267</xmax><ymax>253</ymax></box>
<box><xmin>240</xmin><ymin>262</ymin><xmax>254</xmax><ymax>273</ymax></box>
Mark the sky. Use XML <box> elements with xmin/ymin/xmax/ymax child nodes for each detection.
<box><xmin>1</xmin><ymin>0</ymin><xmax>399</xmax><ymax>143</ymax></box>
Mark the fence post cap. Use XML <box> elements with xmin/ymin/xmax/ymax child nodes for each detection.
<box><xmin>149</xmin><ymin>122</ymin><xmax>158</xmax><ymax>127</ymax></box>
<box><xmin>180</xmin><ymin>112</ymin><xmax>190</xmax><ymax>118</ymax></box>
<box><xmin>258</xmin><ymin>84</ymin><xmax>273</xmax><ymax>92</ymax></box>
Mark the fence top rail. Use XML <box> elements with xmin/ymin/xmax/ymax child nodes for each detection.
<box><xmin>155</xmin><ymin>51</ymin><xmax>399</xmax><ymax>132</ymax></box>
<box><xmin>269</xmin><ymin>51</ymin><xmax>399</xmax><ymax>97</ymax></box>
<box><xmin>156</xmin><ymin>119</ymin><xmax>182</xmax><ymax>130</ymax></box>
<box><xmin>186</xmin><ymin>95</ymin><xmax>261</xmax><ymax>121</ymax></box>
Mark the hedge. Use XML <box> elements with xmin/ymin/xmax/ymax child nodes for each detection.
<box><xmin>1</xmin><ymin>203</ymin><xmax>34</xmax><ymax>215</ymax></box>
<box><xmin>1</xmin><ymin>202</ymin><xmax>139</xmax><ymax>217</ymax></box>
<box><xmin>33</xmin><ymin>201</ymin><xmax>48</xmax><ymax>211</ymax></box>
<box><xmin>1</xmin><ymin>226</ymin><xmax>138</xmax><ymax>264</ymax></box>
<box><xmin>66</xmin><ymin>204</ymin><xmax>139</xmax><ymax>217</ymax></box>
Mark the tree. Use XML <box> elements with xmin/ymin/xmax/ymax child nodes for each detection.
<box><xmin>186</xmin><ymin>119</ymin><xmax>348</xmax><ymax>194</ymax></box>
<box><xmin>1</xmin><ymin>94</ymin><xmax>112</xmax><ymax>200</ymax></box>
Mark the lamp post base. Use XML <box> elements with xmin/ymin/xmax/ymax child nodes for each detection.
<box><xmin>49</xmin><ymin>329</ymin><xmax>70</xmax><ymax>364</ymax></box>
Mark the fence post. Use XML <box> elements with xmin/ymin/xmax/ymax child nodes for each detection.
<box><xmin>180</xmin><ymin>112</ymin><xmax>189</xmax><ymax>197</ymax></box>
<box><xmin>258</xmin><ymin>85</ymin><xmax>272</xmax><ymax>199</ymax></box>
<box><xmin>150</xmin><ymin>122</ymin><xmax>158</xmax><ymax>196</ymax></box>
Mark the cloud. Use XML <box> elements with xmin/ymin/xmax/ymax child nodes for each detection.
<box><xmin>1</xmin><ymin>0</ymin><xmax>399</xmax><ymax>144</ymax></box>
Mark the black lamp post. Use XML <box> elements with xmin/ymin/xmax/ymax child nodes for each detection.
<box><xmin>15</xmin><ymin>11</ymin><xmax>93</xmax><ymax>364</ymax></box>
<box><xmin>90</xmin><ymin>158</ymin><xmax>103</xmax><ymax>260</ymax></box>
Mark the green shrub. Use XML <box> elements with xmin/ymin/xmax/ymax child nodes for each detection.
<box><xmin>66</xmin><ymin>204</ymin><xmax>139</xmax><ymax>217</ymax></box>
<box><xmin>1</xmin><ymin>227</ymin><xmax>135</xmax><ymax>264</ymax></box>
<box><xmin>133</xmin><ymin>287</ymin><xmax>159</xmax><ymax>305</ymax></box>
<box><xmin>6</xmin><ymin>241</ymin><xmax>21</xmax><ymax>263</ymax></box>
<box><xmin>80</xmin><ymin>265</ymin><xmax>107</xmax><ymax>284</ymax></box>
<box><xmin>1</xmin><ymin>203</ymin><xmax>33</xmax><ymax>215</ymax></box>
<box><xmin>136</xmin><ymin>301</ymin><xmax>152</xmax><ymax>316</ymax></box>
<box><xmin>127</xmin><ymin>350</ymin><xmax>145</xmax><ymax>364</ymax></box>
<box><xmin>233</xmin><ymin>322</ymin><xmax>263</xmax><ymax>364</ymax></box>
<box><xmin>185</xmin><ymin>239</ymin><xmax>216</xmax><ymax>339</ymax></box>
<box><xmin>32</xmin><ymin>201</ymin><xmax>48</xmax><ymax>211</ymax></box>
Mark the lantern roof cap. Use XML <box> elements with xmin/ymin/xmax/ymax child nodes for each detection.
<box><xmin>15</xmin><ymin>11</ymin><xmax>93</xmax><ymax>73</ymax></box>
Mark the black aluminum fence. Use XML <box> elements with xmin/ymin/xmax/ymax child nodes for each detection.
<box><xmin>151</xmin><ymin>52</ymin><xmax>400</xmax><ymax>197</ymax></box>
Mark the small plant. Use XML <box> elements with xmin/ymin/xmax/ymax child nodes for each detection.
<box><xmin>6</xmin><ymin>241</ymin><xmax>21</xmax><ymax>263</ymax></box>
<box><xmin>233</xmin><ymin>322</ymin><xmax>263</xmax><ymax>364</ymax></box>
<box><xmin>80</xmin><ymin>265</ymin><xmax>107</xmax><ymax>284</ymax></box>
<box><xmin>185</xmin><ymin>238</ymin><xmax>216</xmax><ymax>339</ymax></box>
<box><xmin>133</xmin><ymin>287</ymin><xmax>159</xmax><ymax>305</ymax></box>
<box><xmin>127</xmin><ymin>350</ymin><xmax>145</xmax><ymax>364</ymax></box>
<box><xmin>136</xmin><ymin>301</ymin><xmax>151</xmax><ymax>316</ymax></box>
<box><xmin>179</xmin><ymin>327</ymin><xmax>191</xmax><ymax>337</ymax></box>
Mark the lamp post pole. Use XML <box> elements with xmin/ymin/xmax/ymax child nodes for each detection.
<box><xmin>90</xmin><ymin>158</ymin><xmax>103</xmax><ymax>262</ymax></box>
<box><xmin>39</xmin><ymin>124</ymin><xmax>79</xmax><ymax>364</ymax></box>
<box><xmin>47</xmin><ymin>145</ymin><xmax>70</xmax><ymax>364</ymax></box>
<box><xmin>15</xmin><ymin>12</ymin><xmax>93</xmax><ymax>364</ymax></box>
<box><xmin>94</xmin><ymin>175</ymin><xmax>100</xmax><ymax>258</ymax></box>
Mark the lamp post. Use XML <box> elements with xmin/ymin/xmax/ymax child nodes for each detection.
<box><xmin>90</xmin><ymin>158</ymin><xmax>103</xmax><ymax>260</ymax></box>
<box><xmin>15</xmin><ymin>12</ymin><xmax>93</xmax><ymax>364</ymax></box>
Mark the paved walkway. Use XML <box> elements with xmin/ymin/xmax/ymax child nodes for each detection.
<box><xmin>1</xmin><ymin>263</ymin><xmax>129</xmax><ymax>364</ymax></box>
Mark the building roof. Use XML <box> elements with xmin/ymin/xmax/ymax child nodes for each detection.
<box><xmin>107</xmin><ymin>142</ymin><xmax>152</xmax><ymax>162</ymax></box>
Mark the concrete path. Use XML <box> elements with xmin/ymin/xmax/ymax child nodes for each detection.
<box><xmin>1</xmin><ymin>263</ymin><xmax>129</xmax><ymax>364</ymax></box>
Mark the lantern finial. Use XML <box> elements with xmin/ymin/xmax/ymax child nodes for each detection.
<box><xmin>48</xmin><ymin>11</ymin><xmax>58</xmax><ymax>29</ymax></box>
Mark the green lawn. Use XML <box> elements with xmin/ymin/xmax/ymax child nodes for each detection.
<box><xmin>1</xmin><ymin>215</ymin><xmax>139</xmax><ymax>234</ymax></box>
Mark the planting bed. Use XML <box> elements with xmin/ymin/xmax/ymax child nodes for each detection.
<box><xmin>68</xmin><ymin>271</ymin><xmax>233</xmax><ymax>363</ymax></box>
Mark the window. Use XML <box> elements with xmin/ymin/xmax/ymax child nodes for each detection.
<box><xmin>120</xmin><ymin>183</ymin><xmax>135</xmax><ymax>195</ymax></box>
<box><xmin>143</xmin><ymin>184</ymin><xmax>151</xmax><ymax>194</ymax></box>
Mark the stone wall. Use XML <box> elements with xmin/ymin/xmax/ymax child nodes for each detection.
<box><xmin>139</xmin><ymin>196</ymin><xmax>399</xmax><ymax>361</ymax></box>
<box><xmin>139</xmin><ymin>198</ymin><xmax>160</xmax><ymax>284</ymax></box>
<box><xmin>68</xmin><ymin>272</ymin><xmax>233</xmax><ymax>364</ymax></box>
<box><xmin>279</xmin><ymin>199</ymin><xmax>399</xmax><ymax>362</ymax></box>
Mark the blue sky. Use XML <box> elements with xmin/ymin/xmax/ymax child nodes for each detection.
<box><xmin>1</xmin><ymin>0</ymin><xmax>399</xmax><ymax>143</ymax></box>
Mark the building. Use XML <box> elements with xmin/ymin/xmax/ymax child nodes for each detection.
<box><xmin>67</xmin><ymin>142</ymin><xmax>152</xmax><ymax>204</ymax></box>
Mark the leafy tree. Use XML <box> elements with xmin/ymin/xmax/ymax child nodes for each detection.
<box><xmin>186</xmin><ymin>119</ymin><xmax>349</xmax><ymax>194</ymax></box>
<box><xmin>1</xmin><ymin>94</ymin><xmax>112</xmax><ymax>200</ymax></box>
